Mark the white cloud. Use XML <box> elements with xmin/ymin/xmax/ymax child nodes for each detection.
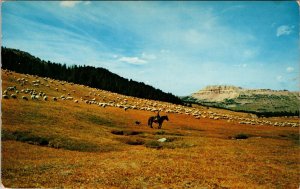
<box><xmin>286</xmin><ymin>66</ymin><xmax>294</xmax><ymax>73</ymax></box>
<box><xmin>118</xmin><ymin>57</ymin><xmax>147</xmax><ymax>65</ymax></box>
<box><xmin>276</xmin><ymin>75</ymin><xmax>283</xmax><ymax>82</ymax></box>
<box><xmin>234</xmin><ymin>63</ymin><xmax>247</xmax><ymax>68</ymax></box>
<box><xmin>276</xmin><ymin>25</ymin><xmax>294</xmax><ymax>37</ymax></box>
<box><xmin>160</xmin><ymin>49</ymin><xmax>170</xmax><ymax>54</ymax></box>
<box><xmin>242</xmin><ymin>49</ymin><xmax>258</xmax><ymax>59</ymax></box>
<box><xmin>60</xmin><ymin>1</ymin><xmax>81</xmax><ymax>8</ymax></box>
<box><xmin>242</xmin><ymin>64</ymin><xmax>247</xmax><ymax>68</ymax></box>
<box><xmin>141</xmin><ymin>52</ymin><xmax>156</xmax><ymax>60</ymax></box>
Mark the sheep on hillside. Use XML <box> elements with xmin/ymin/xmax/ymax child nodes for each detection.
<box><xmin>22</xmin><ymin>96</ymin><xmax>28</xmax><ymax>101</ymax></box>
<box><xmin>7</xmin><ymin>86</ymin><xmax>16</xmax><ymax>91</ymax></box>
<box><xmin>11</xmin><ymin>94</ymin><xmax>17</xmax><ymax>99</ymax></box>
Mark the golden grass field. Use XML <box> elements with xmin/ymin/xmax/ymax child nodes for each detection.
<box><xmin>1</xmin><ymin>70</ymin><xmax>299</xmax><ymax>188</ymax></box>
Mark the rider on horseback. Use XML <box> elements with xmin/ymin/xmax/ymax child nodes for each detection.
<box><xmin>154</xmin><ymin>111</ymin><xmax>160</xmax><ymax>122</ymax></box>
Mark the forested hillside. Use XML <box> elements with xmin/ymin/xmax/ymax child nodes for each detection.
<box><xmin>1</xmin><ymin>47</ymin><xmax>182</xmax><ymax>104</ymax></box>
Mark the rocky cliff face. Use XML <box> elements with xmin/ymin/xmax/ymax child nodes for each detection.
<box><xmin>188</xmin><ymin>85</ymin><xmax>300</xmax><ymax>113</ymax></box>
<box><xmin>192</xmin><ymin>85</ymin><xmax>242</xmax><ymax>102</ymax></box>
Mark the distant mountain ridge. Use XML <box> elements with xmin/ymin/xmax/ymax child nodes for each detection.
<box><xmin>182</xmin><ymin>85</ymin><xmax>300</xmax><ymax>116</ymax></box>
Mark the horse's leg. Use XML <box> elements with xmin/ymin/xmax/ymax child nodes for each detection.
<box><xmin>148</xmin><ymin>118</ymin><xmax>152</xmax><ymax>128</ymax></box>
<box><xmin>149</xmin><ymin>119</ymin><xmax>153</xmax><ymax>128</ymax></box>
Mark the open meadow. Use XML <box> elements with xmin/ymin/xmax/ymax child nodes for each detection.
<box><xmin>1</xmin><ymin>70</ymin><xmax>299</xmax><ymax>188</ymax></box>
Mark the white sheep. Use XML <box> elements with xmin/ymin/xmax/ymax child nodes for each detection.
<box><xmin>2</xmin><ymin>95</ymin><xmax>9</xmax><ymax>99</ymax></box>
<box><xmin>43</xmin><ymin>96</ymin><xmax>48</xmax><ymax>101</ymax></box>
<box><xmin>22</xmin><ymin>96</ymin><xmax>28</xmax><ymax>100</ymax></box>
<box><xmin>7</xmin><ymin>86</ymin><xmax>16</xmax><ymax>91</ymax></box>
<box><xmin>11</xmin><ymin>94</ymin><xmax>17</xmax><ymax>99</ymax></box>
<box><xmin>53</xmin><ymin>97</ymin><xmax>58</xmax><ymax>101</ymax></box>
<box><xmin>31</xmin><ymin>95</ymin><xmax>36</xmax><ymax>100</ymax></box>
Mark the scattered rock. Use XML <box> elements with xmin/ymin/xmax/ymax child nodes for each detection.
<box><xmin>157</xmin><ymin>138</ymin><xmax>167</xmax><ymax>143</ymax></box>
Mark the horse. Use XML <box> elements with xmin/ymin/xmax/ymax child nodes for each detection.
<box><xmin>148</xmin><ymin>115</ymin><xmax>169</xmax><ymax>129</ymax></box>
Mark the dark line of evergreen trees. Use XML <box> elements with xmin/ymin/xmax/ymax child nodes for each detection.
<box><xmin>1</xmin><ymin>47</ymin><xmax>183</xmax><ymax>105</ymax></box>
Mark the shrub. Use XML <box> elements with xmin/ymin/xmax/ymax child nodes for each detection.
<box><xmin>111</xmin><ymin>130</ymin><xmax>143</xmax><ymax>136</ymax></box>
<box><xmin>145</xmin><ymin>140</ymin><xmax>162</xmax><ymax>149</ymax></box>
<box><xmin>155</xmin><ymin>130</ymin><xmax>166</xmax><ymax>135</ymax></box>
<box><xmin>111</xmin><ymin>130</ymin><xmax>124</xmax><ymax>135</ymax></box>
<box><xmin>124</xmin><ymin>131</ymin><xmax>143</xmax><ymax>136</ymax></box>
<box><xmin>166</xmin><ymin>137</ymin><xmax>177</xmax><ymax>142</ymax></box>
<box><xmin>234</xmin><ymin>133</ymin><xmax>249</xmax><ymax>139</ymax></box>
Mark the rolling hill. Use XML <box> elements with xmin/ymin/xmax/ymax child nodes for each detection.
<box><xmin>182</xmin><ymin>85</ymin><xmax>300</xmax><ymax>117</ymax></box>
<box><xmin>2</xmin><ymin>69</ymin><xmax>299</xmax><ymax>188</ymax></box>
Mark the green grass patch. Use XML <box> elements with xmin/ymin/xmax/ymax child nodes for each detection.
<box><xmin>116</xmin><ymin>137</ymin><xmax>145</xmax><ymax>145</ymax></box>
<box><xmin>154</xmin><ymin>130</ymin><xmax>184</xmax><ymax>136</ymax></box>
<box><xmin>279</xmin><ymin>133</ymin><xmax>299</xmax><ymax>145</ymax></box>
<box><xmin>2</xmin><ymin>129</ymin><xmax>114</xmax><ymax>152</ymax></box>
<box><xmin>2</xmin><ymin>108</ymin><xmax>57</xmax><ymax>126</ymax></box>
<box><xmin>75</xmin><ymin>112</ymin><xmax>116</xmax><ymax>128</ymax></box>
<box><xmin>144</xmin><ymin>138</ymin><xmax>190</xmax><ymax>149</ymax></box>
<box><xmin>162</xmin><ymin>141</ymin><xmax>195</xmax><ymax>149</ymax></box>
<box><xmin>144</xmin><ymin>140</ymin><xmax>162</xmax><ymax>149</ymax></box>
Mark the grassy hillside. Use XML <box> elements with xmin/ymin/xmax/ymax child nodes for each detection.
<box><xmin>2</xmin><ymin>70</ymin><xmax>299</xmax><ymax>188</ymax></box>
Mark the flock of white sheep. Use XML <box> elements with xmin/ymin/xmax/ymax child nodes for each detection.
<box><xmin>2</xmin><ymin>69</ymin><xmax>299</xmax><ymax>128</ymax></box>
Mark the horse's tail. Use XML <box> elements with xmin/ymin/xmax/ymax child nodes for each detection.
<box><xmin>148</xmin><ymin>117</ymin><xmax>151</xmax><ymax>126</ymax></box>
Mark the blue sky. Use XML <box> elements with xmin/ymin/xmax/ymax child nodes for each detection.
<box><xmin>2</xmin><ymin>1</ymin><xmax>299</xmax><ymax>96</ymax></box>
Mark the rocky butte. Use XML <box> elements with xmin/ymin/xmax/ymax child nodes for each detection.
<box><xmin>185</xmin><ymin>85</ymin><xmax>300</xmax><ymax>114</ymax></box>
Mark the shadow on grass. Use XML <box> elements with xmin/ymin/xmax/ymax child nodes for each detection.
<box><xmin>74</xmin><ymin>112</ymin><xmax>118</xmax><ymax>128</ymax></box>
<box><xmin>2</xmin><ymin>129</ymin><xmax>118</xmax><ymax>152</ymax></box>
<box><xmin>278</xmin><ymin>133</ymin><xmax>299</xmax><ymax>145</ymax></box>
<box><xmin>233</xmin><ymin>133</ymin><xmax>250</xmax><ymax>140</ymax></box>
<box><xmin>111</xmin><ymin>129</ymin><xmax>143</xmax><ymax>136</ymax></box>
